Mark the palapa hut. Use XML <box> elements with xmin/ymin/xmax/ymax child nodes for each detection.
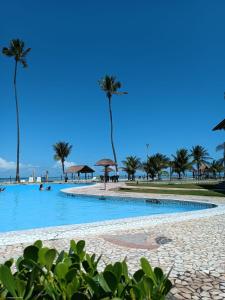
<box><xmin>95</xmin><ymin>159</ymin><xmax>116</xmax><ymax>190</ymax></box>
<box><xmin>191</xmin><ymin>163</ymin><xmax>210</xmax><ymax>179</ymax></box>
<box><xmin>66</xmin><ymin>165</ymin><xmax>95</xmax><ymax>179</ymax></box>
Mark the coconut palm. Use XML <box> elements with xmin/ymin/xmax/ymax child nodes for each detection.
<box><xmin>99</xmin><ymin>75</ymin><xmax>127</xmax><ymax>173</ymax></box>
<box><xmin>53</xmin><ymin>142</ymin><xmax>72</xmax><ymax>174</ymax></box>
<box><xmin>122</xmin><ymin>156</ymin><xmax>141</xmax><ymax>180</ymax></box>
<box><xmin>172</xmin><ymin>149</ymin><xmax>191</xmax><ymax>179</ymax></box>
<box><xmin>190</xmin><ymin>145</ymin><xmax>210</xmax><ymax>179</ymax></box>
<box><xmin>142</xmin><ymin>156</ymin><xmax>157</xmax><ymax>180</ymax></box>
<box><xmin>153</xmin><ymin>153</ymin><xmax>170</xmax><ymax>180</ymax></box>
<box><xmin>2</xmin><ymin>39</ymin><xmax>31</xmax><ymax>182</ymax></box>
<box><xmin>143</xmin><ymin>154</ymin><xmax>169</xmax><ymax>180</ymax></box>
<box><xmin>216</xmin><ymin>142</ymin><xmax>225</xmax><ymax>178</ymax></box>
<box><xmin>209</xmin><ymin>160</ymin><xmax>224</xmax><ymax>179</ymax></box>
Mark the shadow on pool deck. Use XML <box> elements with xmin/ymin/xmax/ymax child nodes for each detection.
<box><xmin>102</xmin><ymin>232</ymin><xmax>173</xmax><ymax>250</ymax></box>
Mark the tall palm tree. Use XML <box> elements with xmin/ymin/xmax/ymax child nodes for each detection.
<box><xmin>53</xmin><ymin>142</ymin><xmax>72</xmax><ymax>174</ymax></box>
<box><xmin>122</xmin><ymin>156</ymin><xmax>141</xmax><ymax>180</ymax></box>
<box><xmin>172</xmin><ymin>148</ymin><xmax>191</xmax><ymax>179</ymax></box>
<box><xmin>2</xmin><ymin>39</ymin><xmax>31</xmax><ymax>182</ymax></box>
<box><xmin>216</xmin><ymin>142</ymin><xmax>225</xmax><ymax>178</ymax></box>
<box><xmin>99</xmin><ymin>75</ymin><xmax>127</xmax><ymax>173</ymax></box>
<box><xmin>190</xmin><ymin>145</ymin><xmax>210</xmax><ymax>179</ymax></box>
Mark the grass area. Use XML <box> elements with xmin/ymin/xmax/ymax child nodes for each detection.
<box><xmin>126</xmin><ymin>182</ymin><xmax>221</xmax><ymax>189</ymax></box>
<box><xmin>119</xmin><ymin>187</ymin><xmax>225</xmax><ymax>197</ymax></box>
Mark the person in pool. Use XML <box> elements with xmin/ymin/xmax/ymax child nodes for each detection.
<box><xmin>39</xmin><ymin>184</ymin><xmax>44</xmax><ymax>191</ymax></box>
<box><xmin>46</xmin><ymin>186</ymin><xmax>51</xmax><ymax>191</ymax></box>
<box><xmin>0</xmin><ymin>187</ymin><xmax>5</xmax><ymax>192</ymax></box>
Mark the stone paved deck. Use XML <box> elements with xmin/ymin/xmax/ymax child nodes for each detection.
<box><xmin>0</xmin><ymin>182</ymin><xmax>225</xmax><ymax>299</ymax></box>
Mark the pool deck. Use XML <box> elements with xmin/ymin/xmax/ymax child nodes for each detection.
<box><xmin>0</xmin><ymin>182</ymin><xmax>225</xmax><ymax>299</ymax></box>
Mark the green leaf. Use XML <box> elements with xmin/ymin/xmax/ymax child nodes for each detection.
<box><xmin>97</xmin><ymin>273</ymin><xmax>111</xmax><ymax>292</ymax></box>
<box><xmin>83</xmin><ymin>274</ymin><xmax>100</xmax><ymax>294</ymax></box>
<box><xmin>24</xmin><ymin>245</ymin><xmax>39</xmax><ymax>262</ymax></box>
<box><xmin>38</xmin><ymin>247</ymin><xmax>49</xmax><ymax>265</ymax></box>
<box><xmin>0</xmin><ymin>264</ymin><xmax>17</xmax><ymax>298</ymax></box>
<box><xmin>113</xmin><ymin>262</ymin><xmax>122</xmax><ymax>281</ymax></box>
<box><xmin>121</xmin><ymin>260</ymin><xmax>129</xmax><ymax>280</ymax></box>
<box><xmin>104</xmin><ymin>264</ymin><xmax>113</xmax><ymax>273</ymax></box>
<box><xmin>77</xmin><ymin>240</ymin><xmax>85</xmax><ymax>255</ymax></box>
<box><xmin>33</xmin><ymin>240</ymin><xmax>43</xmax><ymax>249</ymax></box>
<box><xmin>15</xmin><ymin>278</ymin><xmax>26</xmax><ymax>298</ymax></box>
<box><xmin>65</xmin><ymin>268</ymin><xmax>77</xmax><ymax>283</ymax></box>
<box><xmin>103</xmin><ymin>271</ymin><xmax>118</xmax><ymax>293</ymax></box>
<box><xmin>55</xmin><ymin>250</ymin><xmax>65</xmax><ymax>264</ymax></box>
<box><xmin>55</xmin><ymin>262</ymin><xmax>69</xmax><ymax>279</ymax></box>
<box><xmin>133</xmin><ymin>269</ymin><xmax>144</xmax><ymax>282</ymax></box>
<box><xmin>140</xmin><ymin>258</ymin><xmax>156</xmax><ymax>284</ymax></box>
<box><xmin>143</xmin><ymin>277</ymin><xmax>154</xmax><ymax>297</ymax></box>
<box><xmin>82</xmin><ymin>260</ymin><xmax>91</xmax><ymax>272</ymax></box>
<box><xmin>70</xmin><ymin>240</ymin><xmax>77</xmax><ymax>252</ymax></box>
<box><xmin>67</xmin><ymin>277</ymin><xmax>79</xmax><ymax>296</ymax></box>
<box><xmin>154</xmin><ymin>267</ymin><xmax>164</xmax><ymax>281</ymax></box>
<box><xmin>4</xmin><ymin>258</ymin><xmax>14</xmax><ymax>268</ymax></box>
<box><xmin>45</xmin><ymin>249</ymin><xmax>57</xmax><ymax>270</ymax></box>
<box><xmin>163</xmin><ymin>279</ymin><xmax>173</xmax><ymax>294</ymax></box>
<box><xmin>130</xmin><ymin>286</ymin><xmax>142</xmax><ymax>299</ymax></box>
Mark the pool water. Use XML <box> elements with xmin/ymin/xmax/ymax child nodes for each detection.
<box><xmin>0</xmin><ymin>183</ymin><xmax>214</xmax><ymax>232</ymax></box>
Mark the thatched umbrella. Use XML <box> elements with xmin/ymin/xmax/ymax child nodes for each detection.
<box><xmin>95</xmin><ymin>159</ymin><xmax>116</xmax><ymax>190</ymax></box>
<box><xmin>102</xmin><ymin>167</ymin><xmax>114</xmax><ymax>173</ymax></box>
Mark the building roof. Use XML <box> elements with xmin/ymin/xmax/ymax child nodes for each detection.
<box><xmin>66</xmin><ymin>165</ymin><xmax>95</xmax><ymax>173</ymax></box>
<box><xmin>213</xmin><ymin>119</ymin><xmax>225</xmax><ymax>131</ymax></box>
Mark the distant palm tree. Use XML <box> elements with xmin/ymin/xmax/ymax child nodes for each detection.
<box><xmin>190</xmin><ymin>145</ymin><xmax>210</xmax><ymax>179</ymax></box>
<box><xmin>122</xmin><ymin>156</ymin><xmax>141</xmax><ymax>180</ymax></box>
<box><xmin>172</xmin><ymin>149</ymin><xmax>191</xmax><ymax>179</ymax></box>
<box><xmin>209</xmin><ymin>160</ymin><xmax>224</xmax><ymax>179</ymax></box>
<box><xmin>53</xmin><ymin>142</ymin><xmax>72</xmax><ymax>174</ymax></box>
<box><xmin>99</xmin><ymin>75</ymin><xmax>127</xmax><ymax>173</ymax></box>
<box><xmin>216</xmin><ymin>142</ymin><xmax>225</xmax><ymax>178</ymax></box>
<box><xmin>142</xmin><ymin>156</ymin><xmax>157</xmax><ymax>180</ymax></box>
<box><xmin>153</xmin><ymin>153</ymin><xmax>170</xmax><ymax>180</ymax></box>
<box><xmin>2</xmin><ymin>39</ymin><xmax>31</xmax><ymax>182</ymax></box>
<box><xmin>143</xmin><ymin>153</ymin><xmax>169</xmax><ymax>180</ymax></box>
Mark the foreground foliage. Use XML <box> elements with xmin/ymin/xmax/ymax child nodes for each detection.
<box><xmin>0</xmin><ymin>240</ymin><xmax>172</xmax><ymax>299</ymax></box>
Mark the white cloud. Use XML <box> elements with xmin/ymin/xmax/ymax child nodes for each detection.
<box><xmin>0</xmin><ymin>157</ymin><xmax>16</xmax><ymax>170</ymax></box>
<box><xmin>0</xmin><ymin>157</ymin><xmax>38</xmax><ymax>170</ymax></box>
<box><xmin>53</xmin><ymin>161</ymin><xmax>76</xmax><ymax>169</ymax></box>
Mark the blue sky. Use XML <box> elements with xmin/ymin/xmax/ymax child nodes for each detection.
<box><xmin>0</xmin><ymin>0</ymin><xmax>225</xmax><ymax>177</ymax></box>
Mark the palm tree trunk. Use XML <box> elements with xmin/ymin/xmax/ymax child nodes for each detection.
<box><xmin>14</xmin><ymin>60</ymin><xmax>20</xmax><ymax>183</ymax></box>
<box><xmin>62</xmin><ymin>160</ymin><xmax>65</xmax><ymax>174</ymax></box>
<box><xmin>108</xmin><ymin>96</ymin><xmax>118</xmax><ymax>173</ymax></box>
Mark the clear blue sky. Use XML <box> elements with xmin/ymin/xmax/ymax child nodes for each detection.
<box><xmin>0</xmin><ymin>0</ymin><xmax>225</xmax><ymax>177</ymax></box>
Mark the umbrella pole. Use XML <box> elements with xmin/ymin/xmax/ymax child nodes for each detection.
<box><xmin>104</xmin><ymin>166</ymin><xmax>107</xmax><ymax>190</ymax></box>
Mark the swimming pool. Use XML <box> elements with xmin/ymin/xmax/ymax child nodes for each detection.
<box><xmin>0</xmin><ymin>183</ymin><xmax>215</xmax><ymax>232</ymax></box>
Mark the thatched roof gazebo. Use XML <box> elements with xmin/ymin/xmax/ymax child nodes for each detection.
<box><xmin>65</xmin><ymin>165</ymin><xmax>95</xmax><ymax>179</ymax></box>
<box><xmin>95</xmin><ymin>159</ymin><xmax>116</xmax><ymax>190</ymax></box>
<box><xmin>213</xmin><ymin>119</ymin><xmax>225</xmax><ymax>131</ymax></box>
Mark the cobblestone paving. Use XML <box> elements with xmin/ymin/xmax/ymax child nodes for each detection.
<box><xmin>0</xmin><ymin>183</ymin><xmax>225</xmax><ymax>299</ymax></box>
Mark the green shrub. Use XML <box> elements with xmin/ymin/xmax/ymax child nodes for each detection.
<box><xmin>0</xmin><ymin>240</ymin><xmax>172</xmax><ymax>299</ymax></box>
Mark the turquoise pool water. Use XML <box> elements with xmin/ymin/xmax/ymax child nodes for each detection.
<box><xmin>0</xmin><ymin>183</ymin><xmax>214</xmax><ymax>232</ymax></box>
